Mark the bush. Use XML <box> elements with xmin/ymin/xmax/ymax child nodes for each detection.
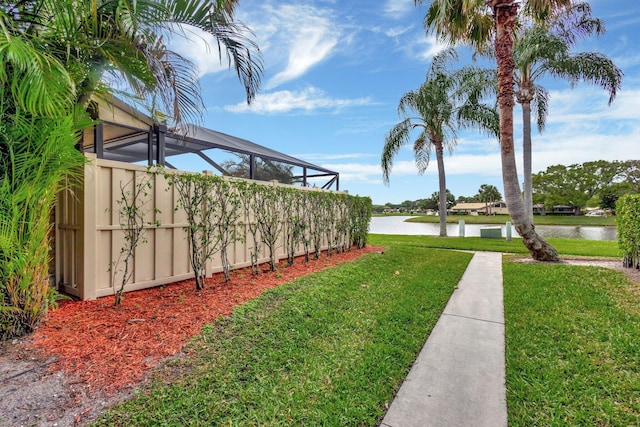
<box><xmin>616</xmin><ymin>194</ymin><xmax>640</xmax><ymax>268</ymax></box>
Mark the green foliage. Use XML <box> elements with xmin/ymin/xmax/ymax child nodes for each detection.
<box><xmin>166</xmin><ymin>171</ymin><xmax>223</xmax><ymax>290</ymax></box>
<box><xmin>3</xmin><ymin>0</ymin><xmax>263</xmax><ymax>126</ymax></box>
<box><xmin>164</xmin><ymin>170</ymin><xmax>372</xmax><ymax>282</ymax></box>
<box><xmin>214</xmin><ymin>177</ymin><xmax>245</xmax><ymax>282</ymax></box>
<box><xmin>0</xmin><ymin>104</ymin><xmax>91</xmax><ymax>339</ymax></box>
<box><xmin>110</xmin><ymin>170</ymin><xmax>160</xmax><ymax>306</ymax></box>
<box><xmin>425</xmin><ymin>189</ymin><xmax>456</xmax><ymax>211</ymax></box>
<box><xmin>616</xmin><ymin>194</ymin><xmax>640</xmax><ymax>268</ymax></box>
<box><xmin>255</xmin><ymin>184</ymin><xmax>285</xmax><ymax>271</ymax></box>
<box><xmin>533</xmin><ymin>160</ymin><xmax>635</xmax><ymax>208</ymax></box>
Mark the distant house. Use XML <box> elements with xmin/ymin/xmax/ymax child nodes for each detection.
<box><xmin>448</xmin><ymin>202</ymin><xmax>509</xmax><ymax>216</ymax></box>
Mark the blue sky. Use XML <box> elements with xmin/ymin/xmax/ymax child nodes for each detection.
<box><xmin>167</xmin><ymin>0</ymin><xmax>640</xmax><ymax>205</ymax></box>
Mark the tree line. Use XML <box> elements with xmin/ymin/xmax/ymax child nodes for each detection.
<box><xmin>374</xmin><ymin>184</ymin><xmax>502</xmax><ymax>213</ymax></box>
<box><xmin>533</xmin><ymin>160</ymin><xmax>640</xmax><ymax>211</ymax></box>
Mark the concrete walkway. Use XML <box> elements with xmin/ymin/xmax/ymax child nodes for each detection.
<box><xmin>381</xmin><ymin>251</ymin><xmax>507</xmax><ymax>427</ymax></box>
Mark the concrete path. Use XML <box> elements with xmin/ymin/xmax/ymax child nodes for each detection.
<box><xmin>381</xmin><ymin>251</ymin><xmax>507</xmax><ymax>427</ymax></box>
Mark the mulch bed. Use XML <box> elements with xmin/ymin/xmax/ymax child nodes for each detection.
<box><xmin>29</xmin><ymin>246</ymin><xmax>383</xmax><ymax>396</ymax></box>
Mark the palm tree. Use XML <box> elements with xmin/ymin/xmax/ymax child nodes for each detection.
<box><xmin>382</xmin><ymin>48</ymin><xmax>498</xmax><ymax>237</ymax></box>
<box><xmin>5</xmin><ymin>0</ymin><xmax>262</xmax><ymax>126</ymax></box>
<box><xmin>0</xmin><ymin>0</ymin><xmax>262</xmax><ymax>337</ymax></box>
<box><xmin>515</xmin><ymin>3</ymin><xmax>623</xmax><ymax>221</ymax></box>
<box><xmin>477</xmin><ymin>184</ymin><xmax>502</xmax><ymax>215</ymax></box>
<box><xmin>418</xmin><ymin>0</ymin><xmax>574</xmax><ymax>261</ymax></box>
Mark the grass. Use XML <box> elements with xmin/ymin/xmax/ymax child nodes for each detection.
<box><xmin>401</xmin><ymin>214</ymin><xmax>617</xmax><ymax>227</ymax></box>
<box><xmin>94</xmin><ymin>246</ymin><xmax>473</xmax><ymax>426</ymax></box>
<box><xmin>94</xmin><ymin>234</ymin><xmax>637</xmax><ymax>425</ymax></box>
<box><xmin>504</xmin><ymin>260</ymin><xmax>640</xmax><ymax>425</ymax></box>
<box><xmin>369</xmin><ymin>234</ymin><xmax>621</xmax><ymax>258</ymax></box>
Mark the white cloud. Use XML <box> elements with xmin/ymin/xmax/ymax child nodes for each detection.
<box><xmin>224</xmin><ymin>86</ymin><xmax>374</xmax><ymax>114</ymax></box>
<box><xmin>296</xmin><ymin>153</ymin><xmax>379</xmax><ymax>161</ymax></box>
<box><xmin>255</xmin><ymin>4</ymin><xmax>340</xmax><ymax>89</ymax></box>
<box><xmin>383</xmin><ymin>0</ymin><xmax>414</xmax><ymax>19</ymax></box>
<box><xmin>319</xmin><ymin>162</ymin><xmax>384</xmax><ymax>184</ymax></box>
<box><xmin>414</xmin><ymin>35</ymin><xmax>449</xmax><ymax>61</ymax></box>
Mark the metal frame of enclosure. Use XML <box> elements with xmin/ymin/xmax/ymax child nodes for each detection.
<box><xmin>82</xmin><ymin>97</ymin><xmax>339</xmax><ymax>190</ymax></box>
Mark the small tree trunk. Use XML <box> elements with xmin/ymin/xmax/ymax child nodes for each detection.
<box><xmin>522</xmin><ymin>100</ymin><xmax>534</xmax><ymax>223</ymax></box>
<box><xmin>435</xmin><ymin>141</ymin><xmax>448</xmax><ymax>237</ymax></box>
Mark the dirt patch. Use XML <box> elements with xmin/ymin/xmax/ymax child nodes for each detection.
<box><xmin>0</xmin><ymin>246</ymin><xmax>383</xmax><ymax>426</ymax></box>
<box><xmin>512</xmin><ymin>255</ymin><xmax>640</xmax><ymax>286</ymax></box>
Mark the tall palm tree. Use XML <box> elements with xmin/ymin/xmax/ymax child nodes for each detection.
<box><xmin>382</xmin><ymin>48</ymin><xmax>498</xmax><ymax>237</ymax></box>
<box><xmin>515</xmin><ymin>2</ymin><xmax>623</xmax><ymax>221</ymax></box>
<box><xmin>418</xmin><ymin>0</ymin><xmax>574</xmax><ymax>261</ymax></box>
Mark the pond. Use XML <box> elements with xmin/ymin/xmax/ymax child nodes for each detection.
<box><xmin>369</xmin><ymin>216</ymin><xmax>618</xmax><ymax>241</ymax></box>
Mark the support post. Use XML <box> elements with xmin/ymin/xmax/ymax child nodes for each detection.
<box><xmin>154</xmin><ymin>124</ymin><xmax>167</xmax><ymax>166</ymax></box>
<box><xmin>94</xmin><ymin>123</ymin><xmax>104</xmax><ymax>158</ymax></box>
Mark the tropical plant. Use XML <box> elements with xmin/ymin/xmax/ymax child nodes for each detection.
<box><xmin>4</xmin><ymin>0</ymin><xmax>262</xmax><ymax>126</ymax></box>
<box><xmin>382</xmin><ymin>48</ymin><xmax>498</xmax><ymax>237</ymax></box>
<box><xmin>418</xmin><ymin>0</ymin><xmax>575</xmax><ymax>261</ymax></box>
<box><xmin>0</xmin><ymin>0</ymin><xmax>262</xmax><ymax>337</ymax></box>
<box><xmin>0</xmin><ymin>104</ymin><xmax>91</xmax><ymax>339</ymax></box>
<box><xmin>477</xmin><ymin>184</ymin><xmax>502</xmax><ymax>215</ymax></box>
<box><xmin>514</xmin><ymin>2</ymin><xmax>623</xmax><ymax>221</ymax></box>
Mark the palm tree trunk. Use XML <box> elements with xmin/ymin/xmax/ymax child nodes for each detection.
<box><xmin>522</xmin><ymin>101</ymin><xmax>534</xmax><ymax>223</ymax></box>
<box><xmin>435</xmin><ymin>141</ymin><xmax>447</xmax><ymax>237</ymax></box>
<box><xmin>494</xmin><ymin>1</ymin><xmax>559</xmax><ymax>261</ymax></box>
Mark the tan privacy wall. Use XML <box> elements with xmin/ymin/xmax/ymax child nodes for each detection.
<box><xmin>56</xmin><ymin>154</ymin><xmax>331</xmax><ymax>300</ymax></box>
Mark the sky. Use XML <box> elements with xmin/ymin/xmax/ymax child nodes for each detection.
<box><xmin>166</xmin><ymin>0</ymin><xmax>640</xmax><ymax>206</ymax></box>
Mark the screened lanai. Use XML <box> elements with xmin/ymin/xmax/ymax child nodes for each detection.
<box><xmin>82</xmin><ymin>97</ymin><xmax>339</xmax><ymax>190</ymax></box>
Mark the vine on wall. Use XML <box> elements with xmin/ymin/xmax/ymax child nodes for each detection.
<box><xmin>110</xmin><ymin>170</ymin><xmax>160</xmax><ymax>306</ymax></box>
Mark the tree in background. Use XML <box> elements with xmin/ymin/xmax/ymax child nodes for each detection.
<box><xmin>419</xmin><ymin>0</ymin><xmax>576</xmax><ymax>261</ymax></box>
<box><xmin>532</xmin><ymin>160</ymin><xmax>632</xmax><ymax>209</ymax></box>
<box><xmin>514</xmin><ymin>2</ymin><xmax>622</xmax><ymax>221</ymax></box>
<box><xmin>477</xmin><ymin>184</ymin><xmax>502</xmax><ymax>215</ymax></box>
<box><xmin>382</xmin><ymin>48</ymin><xmax>498</xmax><ymax>237</ymax></box>
<box><xmin>221</xmin><ymin>154</ymin><xmax>295</xmax><ymax>184</ymax></box>
<box><xmin>424</xmin><ymin>190</ymin><xmax>456</xmax><ymax>212</ymax></box>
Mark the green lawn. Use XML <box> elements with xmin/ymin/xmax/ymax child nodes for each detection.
<box><xmin>370</xmin><ymin>233</ymin><xmax>621</xmax><ymax>258</ymax></box>
<box><xmin>94</xmin><ymin>235</ymin><xmax>639</xmax><ymax>426</ymax></box>
<box><xmin>504</xmin><ymin>260</ymin><xmax>640</xmax><ymax>425</ymax></box>
<box><xmin>399</xmin><ymin>214</ymin><xmax>617</xmax><ymax>226</ymax></box>
<box><xmin>95</xmin><ymin>246</ymin><xmax>472</xmax><ymax>426</ymax></box>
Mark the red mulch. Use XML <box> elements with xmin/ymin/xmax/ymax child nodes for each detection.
<box><xmin>29</xmin><ymin>246</ymin><xmax>383</xmax><ymax>396</ymax></box>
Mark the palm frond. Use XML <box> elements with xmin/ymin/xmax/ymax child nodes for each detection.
<box><xmin>545</xmin><ymin>52</ymin><xmax>623</xmax><ymax>104</ymax></box>
<box><xmin>381</xmin><ymin>119</ymin><xmax>414</xmax><ymax>184</ymax></box>
<box><xmin>531</xmin><ymin>84</ymin><xmax>549</xmax><ymax>132</ymax></box>
<box><xmin>414</xmin><ymin>131</ymin><xmax>431</xmax><ymax>175</ymax></box>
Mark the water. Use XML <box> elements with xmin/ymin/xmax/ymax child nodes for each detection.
<box><xmin>369</xmin><ymin>216</ymin><xmax>617</xmax><ymax>241</ymax></box>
